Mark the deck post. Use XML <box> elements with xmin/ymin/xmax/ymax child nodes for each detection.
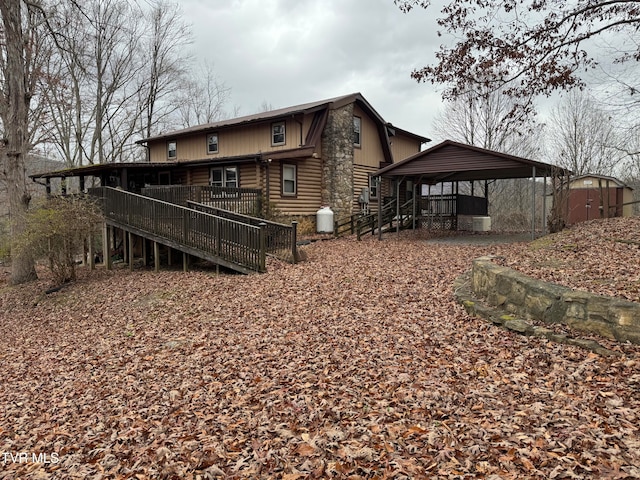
<box><xmin>142</xmin><ymin>239</ymin><xmax>147</xmax><ymax>266</ymax></box>
<box><xmin>88</xmin><ymin>233</ymin><xmax>95</xmax><ymax>270</ymax></box>
<box><xmin>102</xmin><ymin>223</ymin><xmax>112</xmax><ymax>270</ymax></box>
<box><xmin>128</xmin><ymin>231</ymin><xmax>134</xmax><ymax>271</ymax></box>
<box><xmin>258</xmin><ymin>222</ymin><xmax>267</xmax><ymax>272</ymax></box>
<box><xmin>183</xmin><ymin>252</ymin><xmax>189</xmax><ymax>272</ymax></box>
<box><xmin>154</xmin><ymin>241</ymin><xmax>160</xmax><ymax>272</ymax></box>
<box><xmin>167</xmin><ymin>247</ymin><xmax>172</xmax><ymax>266</ymax></box>
<box><xmin>291</xmin><ymin>221</ymin><xmax>298</xmax><ymax>264</ymax></box>
<box><xmin>122</xmin><ymin>229</ymin><xmax>128</xmax><ymax>266</ymax></box>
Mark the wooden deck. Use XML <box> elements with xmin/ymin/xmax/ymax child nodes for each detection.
<box><xmin>91</xmin><ymin>187</ymin><xmax>267</xmax><ymax>274</ymax></box>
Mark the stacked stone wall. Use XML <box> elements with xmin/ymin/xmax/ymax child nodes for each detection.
<box><xmin>471</xmin><ymin>256</ymin><xmax>640</xmax><ymax>344</ymax></box>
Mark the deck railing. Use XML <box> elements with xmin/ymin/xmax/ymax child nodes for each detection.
<box><xmin>342</xmin><ymin>194</ymin><xmax>489</xmax><ymax>237</ymax></box>
<box><xmin>188</xmin><ymin>201</ymin><xmax>298</xmax><ymax>263</ymax></box>
<box><xmin>334</xmin><ymin>198</ymin><xmax>412</xmax><ymax>239</ymax></box>
<box><xmin>418</xmin><ymin>194</ymin><xmax>488</xmax><ymax>217</ymax></box>
<box><xmin>90</xmin><ymin>187</ymin><xmax>266</xmax><ymax>273</ymax></box>
<box><xmin>141</xmin><ymin>185</ymin><xmax>263</xmax><ymax>216</ymax></box>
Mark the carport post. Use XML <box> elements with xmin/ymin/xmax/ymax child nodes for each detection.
<box><xmin>412</xmin><ymin>181</ymin><xmax>417</xmax><ymax>230</ymax></box>
<box><xmin>396</xmin><ymin>177</ymin><xmax>404</xmax><ymax>234</ymax></box>
<box><xmin>531</xmin><ymin>166</ymin><xmax>536</xmax><ymax>240</ymax></box>
<box><xmin>543</xmin><ymin>175</ymin><xmax>547</xmax><ymax>235</ymax></box>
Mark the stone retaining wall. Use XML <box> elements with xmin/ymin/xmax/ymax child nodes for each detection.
<box><xmin>471</xmin><ymin>256</ymin><xmax>640</xmax><ymax>344</ymax></box>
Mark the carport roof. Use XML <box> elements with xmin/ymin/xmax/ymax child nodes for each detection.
<box><xmin>376</xmin><ymin>140</ymin><xmax>569</xmax><ymax>182</ymax></box>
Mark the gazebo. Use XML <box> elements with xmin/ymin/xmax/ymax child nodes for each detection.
<box><xmin>373</xmin><ymin>140</ymin><xmax>570</xmax><ymax>239</ymax></box>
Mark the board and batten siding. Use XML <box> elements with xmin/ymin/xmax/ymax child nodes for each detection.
<box><xmin>353</xmin><ymin>104</ymin><xmax>385</xmax><ymax>169</ymax></box>
<box><xmin>268</xmin><ymin>158</ymin><xmax>322</xmax><ymax>216</ymax></box>
<box><xmin>390</xmin><ymin>132</ymin><xmax>423</xmax><ymax>162</ymax></box>
<box><xmin>147</xmin><ymin>114</ymin><xmax>320</xmax><ymax>162</ymax></box>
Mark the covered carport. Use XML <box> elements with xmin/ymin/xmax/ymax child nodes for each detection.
<box><xmin>373</xmin><ymin>140</ymin><xmax>570</xmax><ymax>240</ymax></box>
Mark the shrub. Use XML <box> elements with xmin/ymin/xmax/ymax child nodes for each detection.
<box><xmin>15</xmin><ymin>196</ymin><xmax>103</xmax><ymax>285</ymax></box>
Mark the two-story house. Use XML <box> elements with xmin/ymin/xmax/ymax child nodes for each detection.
<box><xmin>138</xmin><ymin>92</ymin><xmax>428</xmax><ymax>219</ymax></box>
<box><xmin>33</xmin><ymin>93</ymin><xmax>429</xmax><ymax>222</ymax></box>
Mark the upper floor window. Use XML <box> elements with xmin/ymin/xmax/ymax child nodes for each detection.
<box><xmin>210</xmin><ymin>166</ymin><xmax>238</xmax><ymax>188</ymax></box>
<box><xmin>353</xmin><ymin>116</ymin><xmax>361</xmax><ymax>147</ymax></box>
<box><xmin>272</xmin><ymin>121</ymin><xmax>286</xmax><ymax>146</ymax></box>
<box><xmin>207</xmin><ymin>133</ymin><xmax>219</xmax><ymax>154</ymax></box>
<box><xmin>167</xmin><ymin>140</ymin><xmax>177</xmax><ymax>159</ymax></box>
<box><xmin>282</xmin><ymin>164</ymin><xmax>297</xmax><ymax>196</ymax></box>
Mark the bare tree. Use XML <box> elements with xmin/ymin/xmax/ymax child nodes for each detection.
<box><xmin>138</xmin><ymin>0</ymin><xmax>192</xmax><ymax>140</ymax></box>
<box><xmin>433</xmin><ymin>86</ymin><xmax>539</xmax><ymax>155</ymax></box>
<box><xmin>0</xmin><ymin>0</ymin><xmax>43</xmax><ymax>283</ymax></box>
<box><xmin>177</xmin><ymin>61</ymin><xmax>231</xmax><ymax>128</ymax></box>
<box><xmin>42</xmin><ymin>0</ymin><xmax>146</xmax><ymax>166</ymax></box>
<box><xmin>548</xmin><ymin>90</ymin><xmax>624</xmax><ymax>177</ymax></box>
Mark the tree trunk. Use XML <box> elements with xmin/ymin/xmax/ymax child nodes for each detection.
<box><xmin>1</xmin><ymin>0</ymin><xmax>37</xmax><ymax>284</ymax></box>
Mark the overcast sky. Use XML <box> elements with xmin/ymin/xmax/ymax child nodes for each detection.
<box><xmin>179</xmin><ymin>0</ymin><xmax>447</xmax><ymax>141</ymax></box>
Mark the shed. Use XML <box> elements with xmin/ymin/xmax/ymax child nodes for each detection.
<box><xmin>566</xmin><ymin>174</ymin><xmax>634</xmax><ymax>224</ymax></box>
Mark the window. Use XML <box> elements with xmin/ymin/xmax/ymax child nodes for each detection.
<box><xmin>207</xmin><ymin>133</ymin><xmax>219</xmax><ymax>154</ymax></box>
<box><xmin>272</xmin><ymin>121</ymin><xmax>286</xmax><ymax>146</ymax></box>
<box><xmin>353</xmin><ymin>116</ymin><xmax>361</xmax><ymax>147</ymax></box>
<box><xmin>167</xmin><ymin>140</ymin><xmax>177</xmax><ymax>159</ymax></box>
<box><xmin>210</xmin><ymin>166</ymin><xmax>238</xmax><ymax>188</ymax></box>
<box><xmin>282</xmin><ymin>164</ymin><xmax>297</xmax><ymax>196</ymax></box>
<box><xmin>369</xmin><ymin>175</ymin><xmax>379</xmax><ymax>199</ymax></box>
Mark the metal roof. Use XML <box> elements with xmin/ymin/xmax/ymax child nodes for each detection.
<box><xmin>570</xmin><ymin>174</ymin><xmax>632</xmax><ymax>189</ymax></box>
<box><xmin>375</xmin><ymin>140</ymin><xmax>569</xmax><ymax>182</ymax></box>
<box><xmin>138</xmin><ymin>92</ymin><xmax>429</xmax><ymax>144</ymax></box>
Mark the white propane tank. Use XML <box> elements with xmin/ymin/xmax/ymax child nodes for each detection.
<box><xmin>316</xmin><ymin>206</ymin><xmax>334</xmax><ymax>233</ymax></box>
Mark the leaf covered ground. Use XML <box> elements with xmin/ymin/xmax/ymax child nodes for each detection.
<box><xmin>1</xmin><ymin>218</ymin><xmax>639</xmax><ymax>479</ymax></box>
<box><xmin>503</xmin><ymin>217</ymin><xmax>640</xmax><ymax>303</ymax></box>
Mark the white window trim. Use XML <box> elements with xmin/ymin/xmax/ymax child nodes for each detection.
<box><xmin>209</xmin><ymin>166</ymin><xmax>238</xmax><ymax>189</ymax></box>
<box><xmin>369</xmin><ymin>175</ymin><xmax>379</xmax><ymax>200</ymax></box>
<box><xmin>272</xmin><ymin>121</ymin><xmax>286</xmax><ymax>146</ymax></box>
<box><xmin>354</xmin><ymin>116</ymin><xmax>361</xmax><ymax>147</ymax></box>
<box><xmin>282</xmin><ymin>163</ymin><xmax>297</xmax><ymax>196</ymax></box>
<box><xmin>207</xmin><ymin>133</ymin><xmax>219</xmax><ymax>154</ymax></box>
<box><xmin>167</xmin><ymin>140</ymin><xmax>177</xmax><ymax>159</ymax></box>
